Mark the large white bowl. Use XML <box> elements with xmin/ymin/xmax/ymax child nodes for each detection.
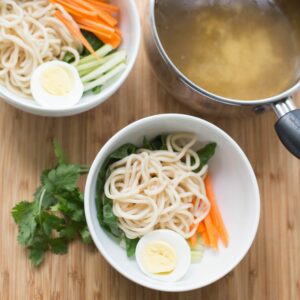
<box><xmin>84</xmin><ymin>114</ymin><xmax>260</xmax><ymax>292</ymax></box>
<box><xmin>0</xmin><ymin>0</ymin><xmax>140</xmax><ymax>117</ymax></box>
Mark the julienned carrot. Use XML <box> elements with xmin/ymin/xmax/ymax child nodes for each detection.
<box><xmin>54</xmin><ymin>11</ymin><xmax>98</xmax><ymax>58</ymax></box>
<box><xmin>189</xmin><ymin>233</ymin><xmax>197</xmax><ymax>247</ymax></box>
<box><xmin>51</xmin><ymin>0</ymin><xmax>122</xmax><ymax>49</ymax></box>
<box><xmin>65</xmin><ymin>0</ymin><xmax>117</xmax><ymax>26</ymax></box>
<box><xmin>201</xmin><ymin>231</ymin><xmax>210</xmax><ymax>246</ymax></box>
<box><xmin>95</xmin><ymin>32</ymin><xmax>121</xmax><ymax>49</ymax></box>
<box><xmin>205</xmin><ymin>175</ymin><xmax>229</xmax><ymax>247</ymax></box>
<box><xmin>85</xmin><ymin>0</ymin><xmax>119</xmax><ymax>13</ymax></box>
<box><xmin>97</xmin><ymin>8</ymin><xmax>118</xmax><ymax>27</ymax></box>
<box><xmin>115</xmin><ymin>27</ymin><xmax>122</xmax><ymax>36</ymax></box>
<box><xmin>203</xmin><ymin>214</ymin><xmax>218</xmax><ymax>250</ymax></box>
<box><xmin>74</xmin><ymin>17</ymin><xmax>115</xmax><ymax>34</ymax></box>
<box><xmin>51</xmin><ymin>0</ymin><xmax>97</xmax><ymax>16</ymax></box>
<box><xmin>78</xmin><ymin>24</ymin><xmax>112</xmax><ymax>39</ymax></box>
<box><xmin>197</xmin><ymin>221</ymin><xmax>205</xmax><ymax>233</ymax></box>
<box><xmin>55</xmin><ymin>5</ymin><xmax>95</xmax><ymax>19</ymax></box>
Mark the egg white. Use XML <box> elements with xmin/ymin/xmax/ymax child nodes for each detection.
<box><xmin>30</xmin><ymin>61</ymin><xmax>83</xmax><ymax>109</ymax></box>
<box><xmin>135</xmin><ymin>229</ymin><xmax>191</xmax><ymax>282</ymax></box>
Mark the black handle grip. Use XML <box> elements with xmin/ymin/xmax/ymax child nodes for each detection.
<box><xmin>275</xmin><ymin>109</ymin><xmax>300</xmax><ymax>159</ymax></box>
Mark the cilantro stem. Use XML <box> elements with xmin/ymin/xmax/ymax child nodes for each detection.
<box><xmin>80</xmin><ymin>165</ymin><xmax>90</xmax><ymax>174</ymax></box>
<box><xmin>38</xmin><ymin>188</ymin><xmax>47</xmax><ymax>222</ymax></box>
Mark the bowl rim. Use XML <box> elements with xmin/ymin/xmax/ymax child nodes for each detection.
<box><xmin>84</xmin><ymin>113</ymin><xmax>260</xmax><ymax>292</ymax></box>
<box><xmin>0</xmin><ymin>0</ymin><xmax>141</xmax><ymax>116</ymax></box>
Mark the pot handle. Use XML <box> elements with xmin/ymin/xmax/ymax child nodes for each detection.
<box><xmin>273</xmin><ymin>98</ymin><xmax>300</xmax><ymax>159</ymax></box>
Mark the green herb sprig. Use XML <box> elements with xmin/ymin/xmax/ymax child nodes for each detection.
<box><xmin>12</xmin><ymin>140</ymin><xmax>92</xmax><ymax>267</ymax></box>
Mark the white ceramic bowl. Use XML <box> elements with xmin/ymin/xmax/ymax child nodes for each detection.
<box><xmin>84</xmin><ymin>114</ymin><xmax>260</xmax><ymax>292</ymax></box>
<box><xmin>0</xmin><ymin>0</ymin><xmax>140</xmax><ymax>117</ymax></box>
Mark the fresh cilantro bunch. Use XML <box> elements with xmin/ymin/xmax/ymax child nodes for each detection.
<box><xmin>12</xmin><ymin>140</ymin><xmax>92</xmax><ymax>267</ymax></box>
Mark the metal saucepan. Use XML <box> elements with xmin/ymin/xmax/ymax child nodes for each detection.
<box><xmin>145</xmin><ymin>0</ymin><xmax>300</xmax><ymax>159</ymax></box>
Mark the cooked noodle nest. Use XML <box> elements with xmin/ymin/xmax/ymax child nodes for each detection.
<box><xmin>104</xmin><ymin>133</ymin><xmax>211</xmax><ymax>240</ymax></box>
<box><xmin>0</xmin><ymin>0</ymin><xmax>82</xmax><ymax>98</ymax></box>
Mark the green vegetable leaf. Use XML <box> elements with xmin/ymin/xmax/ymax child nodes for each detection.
<box><xmin>80</xmin><ymin>227</ymin><xmax>93</xmax><ymax>244</ymax></box>
<box><xmin>43</xmin><ymin>164</ymin><xmax>81</xmax><ymax>193</ymax></box>
<box><xmin>125</xmin><ymin>237</ymin><xmax>139</xmax><ymax>257</ymax></box>
<box><xmin>81</xmin><ymin>30</ymin><xmax>104</xmax><ymax>57</ymax></box>
<box><xmin>50</xmin><ymin>238</ymin><xmax>68</xmax><ymax>254</ymax></box>
<box><xmin>109</xmin><ymin>144</ymin><xmax>137</xmax><ymax>160</ymax></box>
<box><xmin>142</xmin><ymin>135</ymin><xmax>168</xmax><ymax>150</ymax></box>
<box><xmin>92</xmin><ymin>86</ymin><xmax>102</xmax><ymax>94</ymax></box>
<box><xmin>34</xmin><ymin>187</ymin><xmax>56</xmax><ymax>210</ymax></box>
<box><xmin>29</xmin><ymin>247</ymin><xmax>46</xmax><ymax>267</ymax></box>
<box><xmin>53</xmin><ymin>138</ymin><xmax>68</xmax><ymax>165</ymax></box>
<box><xmin>96</xmin><ymin>144</ymin><xmax>137</xmax><ymax>239</ymax></box>
<box><xmin>12</xmin><ymin>201</ymin><xmax>38</xmax><ymax>246</ymax></box>
<box><xmin>103</xmin><ymin>202</ymin><xmax>118</xmax><ymax>225</ymax></box>
<box><xmin>59</xmin><ymin>226</ymin><xmax>77</xmax><ymax>241</ymax></box>
<box><xmin>150</xmin><ymin>135</ymin><xmax>167</xmax><ymax>150</ymax></box>
<box><xmin>142</xmin><ymin>136</ymin><xmax>152</xmax><ymax>150</ymax></box>
<box><xmin>11</xmin><ymin>139</ymin><xmax>93</xmax><ymax>267</ymax></box>
<box><xmin>40</xmin><ymin>212</ymin><xmax>64</xmax><ymax>236</ymax></box>
<box><xmin>196</xmin><ymin>143</ymin><xmax>217</xmax><ymax>171</ymax></box>
<box><xmin>12</xmin><ymin>201</ymin><xmax>38</xmax><ymax>225</ymax></box>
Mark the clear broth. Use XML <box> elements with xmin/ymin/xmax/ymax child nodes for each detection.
<box><xmin>156</xmin><ymin>1</ymin><xmax>300</xmax><ymax>100</ymax></box>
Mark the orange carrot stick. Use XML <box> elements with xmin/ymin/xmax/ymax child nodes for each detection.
<box><xmin>189</xmin><ymin>233</ymin><xmax>197</xmax><ymax>247</ymax></box>
<box><xmin>51</xmin><ymin>0</ymin><xmax>98</xmax><ymax>16</ymax></box>
<box><xmin>205</xmin><ymin>175</ymin><xmax>229</xmax><ymax>247</ymax></box>
<box><xmin>97</xmin><ymin>9</ymin><xmax>118</xmax><ymax>27</ymax></box>
<box><xmin>74</xmin><ymin>17</ymin><xmax>115</xmax><ymax>34</ymax></box>
<box><xmin>85</xmin><ymin>0</ymin><xmax>119</xmax><ymax>13</ymax></box>
<box><xmin>78</xmin><ymin>24</ymin><xmax>112</xmax><ymax>39</ymax></box>
<box><xmin>204</xmin><ymin>214</ymin><xmax>218</xmax><ymax>250</ymax></box>
<box><xmin>65</xmin><ymin>0</ymin><xmax>117</xmax><ymax>26</ymax></box>
<box><xmin>54</xmin><ymin>11</ymin><xmax>98</xmax><ymax>58</ymax></box>
<box><xmin>54</xmin><ymin>5</ymin><xmax>95</xmax><ymax>19</ymax></box>
<box><xmin>95</xmin><ymin>32</ymin><xmax>121</xmax><ymax>49</ymax></box>
<box><xmin>201</xmin><ymin>231</ymin><xmax>210</xmax><ymax>246</ymax></box>
<box><xmin>197</xmin><ymin>221</ymin><xmax>205</xmax><ymax>233</ymax></box>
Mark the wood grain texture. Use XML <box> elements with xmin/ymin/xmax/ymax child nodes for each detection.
<box><xmin>1</xmin><ymin>1</ymin><xmax>300</xmax><ymax>299</ymax></box>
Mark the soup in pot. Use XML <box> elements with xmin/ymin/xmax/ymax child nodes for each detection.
<box><xmin>155</xmin><ymin>0</ymin><xmax>300</xmax><ymax>100</ymax></box>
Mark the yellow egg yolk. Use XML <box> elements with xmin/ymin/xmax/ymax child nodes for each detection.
<box><xmin>141</xmin><ymin>241</ymin><xmax>177</xmax><ymax>274</ymax></box>
<box><xmin>41</xmin><ymin>66</ymin><xmax>73</xmax><ymax>96</ymax></box>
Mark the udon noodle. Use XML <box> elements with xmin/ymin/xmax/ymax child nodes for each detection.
<box><xmin>0</xmin><ymin>0</ymin><xmax>82</xmax><ymax>97</ymax></box>
<box><xmin>104</xmin><ymin>133</ymin><xmax>211</xmax><ymax>239</ymax></box>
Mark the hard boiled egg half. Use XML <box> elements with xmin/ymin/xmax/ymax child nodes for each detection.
<box><xmin>31</xmin><ymin>61</ymin><xmax>83</xmax><ymax>109</ymax></box>
<box><xmin>135</xmin><ymin>229</ymin><xmax>191</xmax><ymax>282</ymax></box>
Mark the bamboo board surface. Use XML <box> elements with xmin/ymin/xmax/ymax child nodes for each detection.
<box><xmin>0</xmin><ymin>1</ymin><xmax>300</xmax><ymax>299</ymax></box>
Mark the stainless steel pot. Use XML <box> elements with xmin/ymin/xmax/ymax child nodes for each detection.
<box><xmin>145</xmin><ymin>0</ymin><xmax>300</xmax><ymax>159</ymax></box>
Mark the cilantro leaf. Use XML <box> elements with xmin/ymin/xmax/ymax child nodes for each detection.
<box><xmin>80</xmin><ymin>227</ymin><xmax>92</xmax><ymax>244</ymax></box>
<box><xmin>11</xmin><ymin>139</ymin><xmax>93</xmax><ymax>267</ymax></box>
<box><xmin>12</xmin><ymin>201</ymin><xmax>38</xmax><ymax>246</ymax></box>
<box><xmin>53</xmin><ymin>138</ymin><xmax>68</xmax><ymax>165</ymax></box>
<box><xmin>50</xmin><ymin>238</ymin><xmax>68</xmax><ymax>254</ymax></box>
<box><xmin>43</xmin><ymin>164</ymin><xmax>81</xmax><ymax>193</ymax></box>
<box><xmin>12</xmin><ymin>201</ymin><xmax>38</xmax><ymax>225</ymax></box>
<box><xmin>29</xmin><ymin>248</ymin><xmax>46</xmax><ymax>267</ymax></box>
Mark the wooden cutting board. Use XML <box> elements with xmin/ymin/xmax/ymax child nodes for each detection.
<box><xmin>0</xmin><ymin>1</ymin><xmax>300</xmax><ymax>299</ymax></box>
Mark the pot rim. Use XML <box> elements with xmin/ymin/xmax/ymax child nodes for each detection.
<box><xmin>149</xmin><ymin>0</ymin><xmax>300</xmax><ymax>106</ymax></box>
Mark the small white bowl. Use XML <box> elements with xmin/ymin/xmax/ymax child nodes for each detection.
<box><xmin>0</xmin><ymin>0</ymin><xmax>140</xmax><ymax>117</ymax></box>
<box><xmin>84</xmin><ymin>114</ymin><xmax>260</xmax><ymax>292</ymax></box>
